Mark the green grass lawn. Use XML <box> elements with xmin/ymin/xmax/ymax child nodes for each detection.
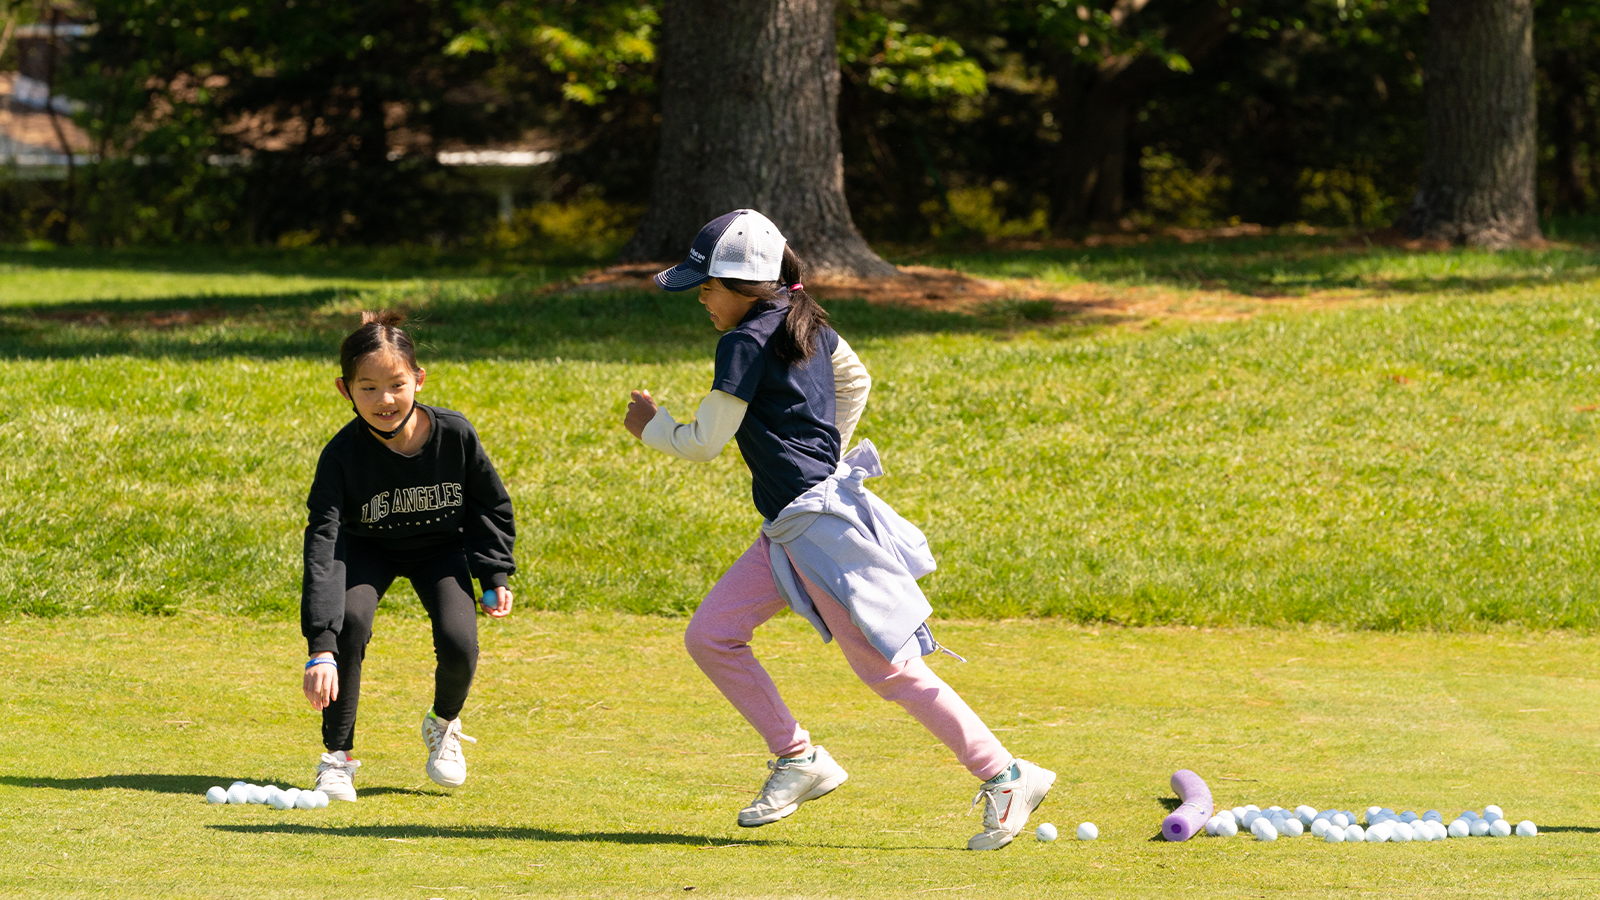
<box><xmin>4</xmin><ymin>235</ymin><xmax>1600</xmax><ymax>896</ymax></box>
<box><xmin>3</xmin><ymin>614</ymin><xmax>1597</xmax><ymax>898</ymax></box>
<box><xmin>3</xmin><ymin>235</ymin><xmax>1600</xmax><ymax>628</ymax></box>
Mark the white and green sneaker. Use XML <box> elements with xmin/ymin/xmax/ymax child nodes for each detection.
<box><xmin>737</xmin><ymin>746</ymin><xmax>849</xmax><ymax>827</ymax></box>
<box><xmin>315</xmin><ymin>750</ymin><xmax>361</xmax><ymax>802</ymax></box>
<box><xmin>421</xmin><ymin>709</ymin><xmax>477</xmax><ymax>788</ymax></box>
<box><xmin>968</xmin><ymin>759</ymin><xmax>1056</xmax><ymax>850</ymax></box>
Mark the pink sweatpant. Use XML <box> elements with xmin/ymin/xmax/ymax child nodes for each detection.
<box><xmin>683</xmin><ymin>535</ymin><xmax>1011</xmax><ymax>781</ymax></box>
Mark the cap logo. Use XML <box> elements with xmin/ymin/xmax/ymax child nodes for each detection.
<box><xmin>688</xmin><ymin>248</ymin><xmax>706</xmax><ymax>262</ymax></box>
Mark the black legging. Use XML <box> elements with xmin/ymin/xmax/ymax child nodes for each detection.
<box><xmin>321</xmin><ymin>539</ymin><xmax>479</xmax><ymax>753</ymax></box>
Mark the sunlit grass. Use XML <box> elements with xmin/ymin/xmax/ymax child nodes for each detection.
<box><xmin>2</xmin><ymin>614</ymin><xmax>1597</xmax><ymax>898</ymax></box>
<box><xmin>2</xmin><ymin>239</ymin><xmax>1600</xmax><ymax>630</ymax></box>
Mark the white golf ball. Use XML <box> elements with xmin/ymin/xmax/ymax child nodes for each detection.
<box><xmin>1344</xmin><ymin>824</ymin><xmax>1364</xmax><ymax>842</ymax></box>
<box><xmin>1204</xmin><ymin>816</ymin><xmax>1220</xmax><ymax>836</ymax></box>
<box><xmin>205</xmin><ymin>786</ymin><xmax>228</xmax><ymax>804</ymax></box>
<box><xmin>1399</xmin><ymin>811</ymin><xmax>1418</xmax><ymax>824</ymax></box>
<box><xmin>1515</xmin><ymin>820</ymin><xmax>1537</xmax><ymax>837</ymax></box>
<box><xmin>1365</xmin><ymin>825</ymin><xmax>1385</xmax><ymax>843</ymax></box>
<box><xmin>1489</xmin><ymin>819</ymin><xmax>1512</xmax><ymax>837</ymax></box>
<box><xmin>1242</xmin><ymin>810</ymin><xmax>1262</xmax><ymax>828</ymax></box>
<box><xmin>1283</xmin><ymin>818</ymin><xmax>1304</xmax><ymax>837</ymax></box>
<box><xmin>1323</xmin><ymin>825</ymin><xmax>1346</xmax><ymax>843</ymax></box>
<box><xmin>1484</xmin><ymin>805</ymin><xmax>1504</xmax><ymax>820</ymax></box>
<box><xmin>268</xmin><ymin>792</ymin><xmax>293</xmax><ymax>810</ymax></box>
<box><xmin>230</xmin><ymin>781</ymin><xmax>247</xmax><ymax>788</ymax></box>
<box><xmin>295</xmin><ymin>790</ymin><xmax>318</xmax><ymax>810</ymax></box>
<box><xmin>246</xmin><ymin>785</ymin><xmax>267</xmax><ymax>804</ymax></box>
<box><xmin>1253</xmin><ymin>820</ymin><xmax>1278</xmax><ymax>842</ymax></box>
<box><xmin>226</xmin><ymin>784</ymin><xmax>250</xmax><ymax>804</ymax></box>
<box><xmin>1231</xmin><ymin>806</ymin><xmax>1247</xmax><ymax>821</ymax></box>
<box><xmin>1296</xmin><ymin>805</ymin><xmax>1318</xmax><ymax>825</ymax></box>
<box><xmin>1216</xmin><ymin>818</ymin><xmax>1239</xmax><ymax>838</ymax></box>
<box><xmin>1470</xmin><ymin>818</ymin><xmax>1491</xmax><ymax>837</ymax></box>
<box><xmin>1366</xmin><ymin>805</ymin><xmax>1383</xmax><ymax>819</ymax></box>
<box><xmin>1244</xmin><ymin>804</ymin><xmax>1260</xmax><ymax>813</ymax></box>
<box><xmin>1423</xmin><ymin>810</ymin><xmax>1442</xmax><ymax>822</ymax></box>
<box><xmin>1217</xmin><ymin>810</ymin><xmax>1238</xmax><ymax>827</ymax></box>
<box><xmin>282</xmin><ymin>788</ymin><xmax>301</xmax><ymax>806</ymax></box>
<box><xmin>311</xmin><ymin>790</ymin><xmax>330</xmax><ymax>808</ymax></box>
<box><xmin>1460</xmin><ymin>810</ymin><xmax>1480</xmax><ymax>821</ymax></box>
<box><xmin>1035</xmin><ymin>823</ymin><xmax>1058</xmax><ymax>842</ymax></box>
<box><xmin>1076</xmin><ymin>822</ymin><xmax>1098</xmax><ymax>841</ymax></box>
<box><xmin>1331</xmin><ymin>813</ymin><xmax>1349</xmax><ymax>829</ymax></box>
<box><xmin>1390</xmin><ymin>822</ymin><xmax>1412</xmax><ymax>843</ymax></box>
<box><xmin>1448</xmin><ymin>819</ymin><xmax>1470</xmax><ymax>838</ymax></box>
<box><xmin>1310</xmin><ymin>819</ymin><xmax>1331</xmax><ymax>838</ymax></box>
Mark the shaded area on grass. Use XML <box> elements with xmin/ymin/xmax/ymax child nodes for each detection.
<box><xmin>907</xmin><ymin>234</ymin><xmax>1600</xmax><ymax>298</ymax></box>
<box><xmin>209</xmin><ymin>823</ymin><xmax>783</xmax><ymax>848</ymax></box>
<box><xmin>0</xmin><ymin>774</ymin><xmax>446</xmax><ymax>798</ymax></box>
<box><xmin>0</xmin><ymin>284</ymin><xmax>997</xmax><ymax>364</ymax></box>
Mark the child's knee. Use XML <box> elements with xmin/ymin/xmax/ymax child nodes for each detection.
<box><xmin>684</xmin><ymin>613</ymin><xmax>738</xmax><ymax>664</ymax></box>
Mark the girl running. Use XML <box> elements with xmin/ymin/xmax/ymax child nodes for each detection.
<box><xmin>301</xmin><ymin>311</ymin><xmax>516</xmax><ymax>801</ymax></box>
<box><xmin>624</xmin><ymin>210</ymin><xmax>1054</xmax><ymax>850</ymax></box>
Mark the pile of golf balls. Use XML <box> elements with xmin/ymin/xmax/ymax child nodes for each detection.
<box><xmin>205</xmin><ymin>781</ymin><xmax>329</xmax><ymax>810</ymax></box>
<box><xmin>1201</xmin><ymin>803</ymin><xmax>1536</xmax><ymax>843</ymax></box>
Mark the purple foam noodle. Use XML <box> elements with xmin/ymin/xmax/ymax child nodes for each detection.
<box><xmin>1161</xmin><ymin>769</ymin><xmax>1214</xmax><ymax>842</ymax></box>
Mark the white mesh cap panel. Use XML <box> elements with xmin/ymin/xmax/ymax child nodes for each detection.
<box><xmin>707</xmin><ymin>210</ymin><xmax>786</xmax><ymax>282</ymax></box>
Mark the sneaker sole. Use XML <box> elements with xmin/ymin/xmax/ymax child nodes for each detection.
<box><xmin>426</xmin><ymin>766</ymin><xmax>466</xmax><ymax>788</ymax></box>
<box><xmin>737</xmin><ymin>772</ymin><xmax>848</xmax><ymax>828</ymax></box>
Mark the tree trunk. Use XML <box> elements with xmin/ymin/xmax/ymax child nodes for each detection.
<box><xmin>1547</xmin><ymin>48</ymin><xmax>1591</xmax><ymax>215</ymax></box>
<box><xmin>1408</xmin><ymin>0</ymin><xmax>1540</xmax><ymax>246</ymax></box>
<box><xmin>1048</xmin><ymin>0</ymin><xmax>1236</xmax><ymax>231</ymax></box>
<box><xmin>618</xmin><ymin>0</ymin><xmax>897</xmax><ymax>278</ymax></box>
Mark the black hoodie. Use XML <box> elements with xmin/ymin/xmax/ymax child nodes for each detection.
<box><xmin>301</xmin><ymin>405</ymin><xmax>515</xmax><ymax>654</ymax></box>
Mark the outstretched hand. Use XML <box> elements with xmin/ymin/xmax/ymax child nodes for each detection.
<box><xmin>625</xmin><ymin>390</ymin><xmax>658</xmax><ymax>439</ymax></box>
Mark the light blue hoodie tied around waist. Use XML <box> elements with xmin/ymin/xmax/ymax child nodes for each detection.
<box><xmin>761</xmin><ymin>439</ymin><xmax>963</xmax><ymax>665</ymax></box>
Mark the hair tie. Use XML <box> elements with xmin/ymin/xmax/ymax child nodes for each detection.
<box><xmin>788</xmin><ymin>283</ymin><xmax>803</xmax><ymax>292</ymax></box>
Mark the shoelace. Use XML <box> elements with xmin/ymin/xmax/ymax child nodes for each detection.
<box><xmin>317</xmin><ymin>753</ymin><xmax>359</xmax><ymax>784</ymax></box>
<box><xmin>969</xmin><ymin>784</ymin><xmax>1006</xmax><ymax>826</ymax></box>
<box><xmin>429</xmin><ymin>720</ymin><xmax>477</xmax><ymax>762</ymax></box>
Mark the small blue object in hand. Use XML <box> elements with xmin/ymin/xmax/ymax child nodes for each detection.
<box><xmin>482</xmin><ymin>591</ymin><xmax>496</xmax><ymax>611</ymax></box>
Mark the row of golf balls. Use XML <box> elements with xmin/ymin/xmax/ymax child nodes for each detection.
<box><xmin>205</xmin><ymin>782</ymin><xmax>330</xmax><ymax>810</ymax></box>
<box><xmin>1206</xmin><ymin>804</ymin><xmax>1537</xmax><ymax>842</ymax></box>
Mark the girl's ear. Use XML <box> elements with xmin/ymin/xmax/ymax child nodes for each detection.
<box><xmin>335</xmin><ymin>377</ymin><xmax>351</xmax><ymax>402</ymax></box>
<box><xmin>414</xmin><ymin>367</ymin><xmax>426</xmax><ymax>391</ymax></box>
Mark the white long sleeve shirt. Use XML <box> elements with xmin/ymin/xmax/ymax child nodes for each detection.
<box><xmin>641</xmin><ymin>336</ymin><xmax>871</xmax><ymax>462</ymax></box>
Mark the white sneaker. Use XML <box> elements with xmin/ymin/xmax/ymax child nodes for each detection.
<box><xmin>421</xmin><ymin>709</ymin><xmax>476</xmax><ymax>787</ymax></box>
<box><xmin>315</xmin><ymin>751</ymin><xmax>361</xmax><ymax>802</ymax></box>
<box><xmin>968</xmin><ymin>759</ymin><xmax>1056</xmax><ymax>850</ymax></box>
<box><xmin>738</xmin><ymin>746</ymin><xmax>849</xmax><ymax>827</ymax></box>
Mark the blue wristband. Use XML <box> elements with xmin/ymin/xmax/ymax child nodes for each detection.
<box><xmin>305</xmin><ymin>658</ymin><xmax>338</xmax><ymax>671</ymax></box>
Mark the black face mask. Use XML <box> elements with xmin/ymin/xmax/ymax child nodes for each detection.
<box><xmin>351</xmin><ymin>400</ymin><xmax>417</xmax><ymax>440</ymax></box>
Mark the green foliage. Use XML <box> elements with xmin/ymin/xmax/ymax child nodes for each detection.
<box><xmin>1138</xmin><ymin>149</ymin><xmax>1232</xmax><ymax>226</ymax></box>
<box><xmin>482</xmin><ymin>197</ymin><xmax>645</xmax><ymax>262</ymax></box>
<box><xmin>451</xmin><ymin>0</ymin><xmax>658</xmax><ymax>106</ymax></box>
<box><xmin>837</xmin><ymin>3</ymin><xmax>987</xmax><ymax>100</ymax></box>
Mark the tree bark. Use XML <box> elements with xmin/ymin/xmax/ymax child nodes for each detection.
<box><xmin>1408</xmin><ymin>0</ymin><xmax>1540</xmax><ymax>246</ymax></box>
<box><xmin>1048</xmin><ymin>0</ymin><xmax>1236</xmax><ymax>230</ymax></box>
<box><xmin>618</xmin><ymin>0</ymin><xmax>897</xmax><ymax>278</ymax></box>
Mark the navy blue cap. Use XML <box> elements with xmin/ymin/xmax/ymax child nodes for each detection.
<box><xmin>654</xmin><ymin>209</ymin><xmax>786</xmax><ymax>291</ymax></box>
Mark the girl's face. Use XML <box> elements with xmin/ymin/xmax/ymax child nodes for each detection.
<box><xmin>698</xmin><ymin>279</ymin><xmax>758</xmax><ymax>331</ymax></box>
<box><xmin>337</xmin><ymin>352</ymin><xmax>425</xmax><ymax>431</ymax></box>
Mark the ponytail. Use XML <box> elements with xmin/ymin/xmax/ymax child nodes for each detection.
<box><xmin>339</xmin><ymin>310</ymin><xmax>420</xmax><ymax>382</ymax></box>
<box><xmin>719</xmin><ymin>245</ymin><xmax>830</xmax><ymax>364</ymax></box>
